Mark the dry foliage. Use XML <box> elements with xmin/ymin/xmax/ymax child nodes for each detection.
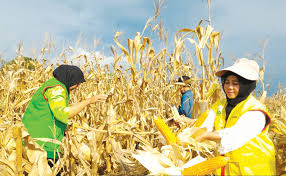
<box><xmin>265</xmin><ymin>89</ymin><xmax>286</xmax><ymax>175</ymax></box>
<box><xmin>0</xmin><ymin>15</ymin><xmax>285</xmax><ymax>176</ymax></box>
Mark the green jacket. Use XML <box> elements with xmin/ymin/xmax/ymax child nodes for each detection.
<box><xmin>22</xmin><ymin>78</ymin><xmax>69</xmax><ymax>159</ymax></box>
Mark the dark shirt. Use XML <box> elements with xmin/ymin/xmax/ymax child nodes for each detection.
<box><xmin>178</xmin><ymin>90</ymin><xmax>193</xmax><ymax>118</ymax></box>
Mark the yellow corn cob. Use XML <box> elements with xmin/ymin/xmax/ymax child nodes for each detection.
<box><xmin>182</xmin><ymin>156</ymin><xmax>229</xmax><ymax>176</ymax></box>
<box><xmin>153</xmin><ymin>116</ymin><xmax>177</xmax><ymax>145</ymax></box>
<box><xmin>194</xmin><ymin>110</ymin><xmax>209</xmax><ymax>127</ymax></box>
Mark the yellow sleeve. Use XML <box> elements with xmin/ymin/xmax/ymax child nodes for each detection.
<box><xmin>44</xmin><ymin>86</ymin><xmax>70</xmax><ymax>124</ymax></box>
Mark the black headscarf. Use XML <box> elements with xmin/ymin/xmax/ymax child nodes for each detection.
<box><xmin>221</xmin><ymin>71</ymin><xmax>256</xmax><ymax>121</ymax></box>
<box><xmin>53</xmin><ymin>65</ymin><xmax>86</xmax><ymax>94</ymax></box>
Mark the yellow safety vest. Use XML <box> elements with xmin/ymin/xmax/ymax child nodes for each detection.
<box><xmin>211</xmin><ymin>95</ymin><xmax>276</xmax><ymax>176</ymax></box>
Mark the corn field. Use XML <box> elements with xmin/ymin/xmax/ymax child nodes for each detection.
<box><xmin>0</xmin><ymin>16</ymin><xmax>285</xmax><ymax>176</ymax></box>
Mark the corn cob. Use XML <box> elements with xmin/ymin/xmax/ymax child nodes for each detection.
<box><xmin>182</xmin><ymin>156</ymin><xmax>229</xmax><ymax>176</ymax></box>
<box><xmin>153</xmin><ymin>116</ymin><xmax>177</xmax><ymax>145</ymax></box>
<box><xmin>194</xmin><ymin>110</ymin><xmax>209</xmax><ymax>127</ymax></box>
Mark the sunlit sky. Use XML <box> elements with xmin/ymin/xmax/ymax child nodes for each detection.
<box><xmin>1</xmin><ymin>0</ymin><xmax>286</xmax><ymax>95</ymax></box>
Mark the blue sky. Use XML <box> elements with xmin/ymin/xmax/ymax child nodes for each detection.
<box><xmin>1</xmin><ymin>0</ymin><xmax>286</xmax><ymax>95</ymax></box>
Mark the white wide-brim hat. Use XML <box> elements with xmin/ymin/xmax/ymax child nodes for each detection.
<box><xmin>215</xmin><ymin>58</ymin><xmax>260</xmax><ymax>81</ymax></box>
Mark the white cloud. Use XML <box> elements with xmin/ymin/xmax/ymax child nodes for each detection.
<box><xmin>0</xmin><ymin>0</ymin><xmax>153</xmax><ymax>60</ymax></box>
<box><xmin>64</xmin><ymin>47</ymin><xmax>127</xmax><ymax>68</ymax></box>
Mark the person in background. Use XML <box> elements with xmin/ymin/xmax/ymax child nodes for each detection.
<box><xmin>174</xmin><ymin>76</ymin><xmax>195</xmax><ymax>126</ymax></box>
<box><xmin>22</xmin><ymin>65</ymin><xmax>107</xmax><ymax>169</ymax></box>
<box><xmin>194</xmin><ymin>58</ymin><xmax>275</xmax><ymax>175</ymax></box>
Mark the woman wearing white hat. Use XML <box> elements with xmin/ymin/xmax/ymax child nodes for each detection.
<box><xmin>194</xmin><ymin>58</ymin><xmax>276</xmax><ymax>175</ymax></box>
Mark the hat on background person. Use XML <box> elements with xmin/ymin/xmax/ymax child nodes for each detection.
<box><xmin>215</xmin><ymin>58</ymin><xmax>260</xmax><ymax>81</ymax></box>
<box><xmin>176</xmin><ymin>75</ymin><xmax>191</xmax><ymax>86</ymax></box>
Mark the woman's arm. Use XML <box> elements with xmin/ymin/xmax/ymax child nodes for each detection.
<box><xmin>45</xmin><ymin>86</ymin><xmax>107</xmax><ymax>123</ymax></box>
<box><xmin>196</xmin><ymin>111</ymin><xmax>266</xmax><ymax>154</ymax></box>
<box><xmin>217</xmin><ymin>111</ymin><xmax>266</xmax><ymax>154</ymax></box>
<box><xmin>45</xmin><ymin>86</ymin><xmax>70</xmax><ymax>124</ymax></box>
<box><xmin>68</xmin><ymin>94</ymin><xmax>107</xmax><ymax>118</ymax></box>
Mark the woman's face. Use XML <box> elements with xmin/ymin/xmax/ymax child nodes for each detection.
<box><xmin>224</xmin><ymin>75</ymin><xmax>240</xmax><ymax>99</ymax></box>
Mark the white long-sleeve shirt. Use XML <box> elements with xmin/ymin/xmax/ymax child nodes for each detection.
<box><xmin>200</xmin><ymin>109</ymin><xmax>266</xmax><ymax>154</ymax></box>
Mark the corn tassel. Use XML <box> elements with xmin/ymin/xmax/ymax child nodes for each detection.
<box><xmin>153</xmin><ymin>116</ymin><xmax>177</xmax><ymax>145</ymax></box>
<box><xmin>182</xmin><ymin>156</ymin><xmax>229</xmax><ymax>176</ymax></box>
